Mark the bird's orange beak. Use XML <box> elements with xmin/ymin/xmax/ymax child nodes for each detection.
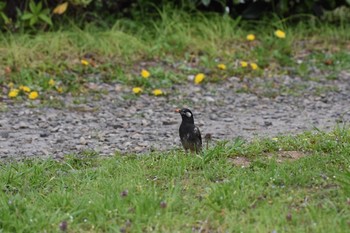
<box><xmin>175</xmin><ymin>109</ymin><xmax>180</xmax><ymax>113</ymax></box>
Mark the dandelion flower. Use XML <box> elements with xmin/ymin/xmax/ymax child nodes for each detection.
<box><xmin>217</xmin><ymin>64</ymin><xmax>226</xmax><ymax>70</ymax></box>
<box><xmin>49</xmin><ymin>79</ymin><xmax>55</xmax><ymax>86</ymax></box>
<box><xmin>141</xmin><ymin>69</ymin><xmax>150</xmax><ymax>78</ymax></box>
<box><xmin>8</xmin><ymin>89</ymin><xmax>19</xmax><ymax>98</ymax></box>
<box><xmin>246</xmin><ymin>34</ymin><xmax>255</xmax><ymax>41</ymax></box>
<box><xmin>28</xmin><ymin>91</ymin><xmax>39</xmax><ymax>100</ymax></box>
<box><xmin>56</xmin><ymin>87</ymin><xmax>63</xmax><ymax>93</ymax></box>
<box><xmin>19</xmin><ymin>85</ymin><xmax>31</xmax><ymax>92</ymax></box>
<box><xmin>132</xmin><ymin>87</ymin><xmax>142</xmax><ymax>94</ymax></box>
<box><xmin>8</xmin><ymin>82</ymin><xmax>14</xmax><ymax>88</ymax></box>
<box><xmin>81</xmin><ymin>59</ymin><xmax>89</xmax><ymax>66</ymax></box>
<box><xmin>274</xmin><ymin>30</ymin><xmax>286</xmax><ymax>39</ymax></box>
<box><xmin>250</xmin><ymin>62</ymin><xmax>258</xmax><ymax>70</ymax></box>
<box><xmin>240</xmin><ymin>61</ymin><xmax>248</xmax><ymax>68</ymax></box>
<box><xmin>272</xmin><ymin>137</ymin><xmax>279</xmax><ymax>141</ymax></box>
<box><xmin>194</xmin><ymin>73</ymin><xmax>205</xmax><ymax>84</ymax></box>
<box><xmin>152</xmin><ymin>89</ymin><xmax>163</xmax><ymax>96</ymax></box>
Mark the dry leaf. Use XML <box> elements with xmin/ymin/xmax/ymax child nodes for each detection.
<box><xmin>53</xmin><ymin>2</ymin><xmax>68</xmax><ymax>15</ymax></box>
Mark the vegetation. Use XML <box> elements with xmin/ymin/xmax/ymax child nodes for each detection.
<box><xmin>1</xmin><ymin>0</ymin><xmax>349</xmax><ymax>30</ymax></box>
<box><xmin>0</xmin><ymin>127</ymin><xmax>350</xmax><ymax>232</ymax></box>
<box><xmin>0</xmin><ymin>1</ymin><xmax>350</xmax><ymax>233</ymax></box>
<box><xmin>1</xmin><ymin>7</ymin><xmax>350</xmax><ymax>101</ymax></box>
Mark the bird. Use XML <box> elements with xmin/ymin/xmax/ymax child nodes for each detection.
<box><xmin>175</xmin><ymin>108</ymin><xmax>202</xmax><ymax>154</ymax></box>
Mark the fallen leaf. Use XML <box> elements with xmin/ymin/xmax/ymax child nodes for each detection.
<box><xmin>53</xmin><ymin>2</ymin><xmax>68</xmax><ymax>15</ymax></box>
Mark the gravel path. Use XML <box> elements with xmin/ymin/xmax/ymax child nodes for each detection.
<box><xmin>1</xmin><ymin>72</ymin><xmax>350</xmax><ymax>159</ymax></box>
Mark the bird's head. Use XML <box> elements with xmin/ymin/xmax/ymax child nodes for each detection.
<box><xmin>175</xmin><ymin>108</ymin><xmax>194</xmax><ymax>123</ymax></box>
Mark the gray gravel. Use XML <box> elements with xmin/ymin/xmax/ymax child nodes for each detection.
<box><xmin>1</xmin><ymin>71</ymin><xmax>350</xmax><ymax>159</ymax></box>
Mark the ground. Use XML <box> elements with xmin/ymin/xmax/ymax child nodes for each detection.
<box><xmin>1</xmin><ymin>70</ymin><xmax>349</xmax><ymax>159</ymax></box>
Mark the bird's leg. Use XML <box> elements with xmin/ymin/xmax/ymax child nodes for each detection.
<box><xmin>204</xmin><ymin>133</ymin><xmax>212</xmax><ymax>150</ymax></box>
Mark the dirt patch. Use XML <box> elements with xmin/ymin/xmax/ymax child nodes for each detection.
<box><xmin>228</xmin><ymin>156</ymin><xmax>251</xmax><ymax>167</ymax></box>
<box><xmin>268</xmin><ymin>150</ymin><xmax>308</xmax><ymax>163</ymax></box>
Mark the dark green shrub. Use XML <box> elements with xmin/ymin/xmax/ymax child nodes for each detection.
<box><xmin>0</xmin><ymin>0</ymin><xmax>349</xmax><ymax>31</ymax></box>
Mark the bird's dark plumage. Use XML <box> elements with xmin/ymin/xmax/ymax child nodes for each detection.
<box><xmin>176</xmin><ymin>108</ymin><xmax>202</xmax><ymax>153</ymax></box>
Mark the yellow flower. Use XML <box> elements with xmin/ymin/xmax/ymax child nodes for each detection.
<box><xmin>250</xmin><ymin>62</ymin><xmax>259</xmax><ymax>70</ymax></box>
<box><xmin>49</xmin><ymin>79</ymin><xmax>55</xmax><ymax>86</ymax></box>
<box><xmin>81</xmin><ymin>59</ymin><xmax>89</xmax><ymax>66</ymax></box>
<box><xmin>274</xmin><ymin>30</ymin><xmax>286</xmax><ymax>39</ymax></box>
<box><xmin>19</xmin><ymin>85</ymin><xmax>31</xmax><ymax>92</ymax></box>
<box><xmin>28</xmin><ymin>91</ymin><xmax>39</xmax><ymax>100</ymax></box>
<box><xmin>132</xmin><ymin>87</ymin><xmax>142</xmax><ymax>94</ymax></box>
<box><xmin>8</xmin><ymin>82</ymin><xmax>14</xmax><ymax>88</ymax></box>
<box><xmin>240</xmin><ymin>61</ymin><xmax>248</xmax><ymax>68</ymax></box>
<box><xmin>272</xmin><ymin>137</ymin><xmax>279</xmax><ymax>141</ymax></box>
<box><xmin>141</xmin><ymin>69</ymin><xmax>150</xmax><ymax>78</ymax></box>
<box><xmin>8</xmin><ymin>89</ymin><xmax>19</xmax><ymax>98</ymax></box>
<box><xmin>217</xmin><ymin>64</ymin><xmax>226</xmax><ymax>70</ymax></box>
<box><xmin>56</xmin><ymin>87</ymin><xmax>63</xmax><ymax>93</ymax></box>
<box><xmin>194</xmin><ymin>73</ymin><xmax>205</xmax><ymax>84</ymax></box>
<box><xmin>246</xmin><ymin>34</ymin><xmax>255</xmax><ymax>41</ymax></box>
<box><xmin>152</xmin><ymin>89</ymin><xmax>163</xmax><ymax>96</ymax></box>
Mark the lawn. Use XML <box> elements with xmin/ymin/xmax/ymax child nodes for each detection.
<box><xmin>0</xmin><ymin>128</ymin><xmax>350</xmax><ymax>232</ymax></box>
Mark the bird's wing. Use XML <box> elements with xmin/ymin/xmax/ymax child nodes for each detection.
<box><xmin>193</xmin><ymin>126</ymin><xmax>202</xmax><ymax>145</ymax></box>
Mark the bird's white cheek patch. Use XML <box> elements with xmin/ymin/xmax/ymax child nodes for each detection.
<box><xmin>185</xmin><ymin>112</ymin><xmax>192</xmax><ymax>118</ymax></box>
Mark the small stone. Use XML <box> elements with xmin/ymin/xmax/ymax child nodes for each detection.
<box><xmin>51</xmin><ymin>126</ymin><xmax>60</xmax><ymax>132</ymax></box>
<box><xmin>0</xmin><ymin>131</ymin><xmax>9</xmax><ymax>138</ymax></box>
<box><xmin>204</xmin><ymin>96</ymin><xmax>215</xmax><ymax>102</ymax></box>
<box><xmin>56</xmin><ymin>138</ymin><xmax>64</xmax><ymax>144</ymax></box>
<box><xmin>13</xmin><ymin>122</ymin><xmax>29</xmax><ymax>129</ymax></box>
<box><xmin>187</xmin><ymin>75</ymin><xmax>194</xmax><ymax>81</ymax></box>
<box><xmin>209</xmin><ymin>114</ymin><xmax>218</xmax><ymax>121</ymax></box>
<box><xmin>133</xmin><ymin>146</ymin><xmax>144</xmax><ymax>152</ymax></box>
<box><xmin>40</xmin><ymin>132</ymin><xmax>49</xmax><ymax>137</ymax></box>
<box><xmin>264</xmin><ymin>121</ymin><xmax>273</xmax><ymax>127</ymax></box>
<box><xmin>141</xmin><ymin>119</ymin><xmax>149</xmax><ymax>126</ymax></box>
<box><xmin>123</xmin><ymin>141</ymin><xmax>132</xmax><ymax>147</ymax></box>
<box><xmin>223</xmin><ymin>118</ymin><xmax>234</xmax><ymax>122</ymax></box>
<box><xmin>80</xmin><ymin>137</ymin><xmax>87</xmax><ymax>145</ymax></box>
<box><xmin>111</xmin><ymin>124</ymin><xmax>124</xmax><ymax>129</ymax></box>
<box><xmin>162</xmin><ymin>120</ymin><xmax>177</xmax><ymax>125</ymax></box>
<box><xmin>75</xmin><ymin>145</ymin><xmax>84</xmax><ymax>150</ymax></box>
<box><xmin>138</xmin><ymin>141</ymin><xmax>149</xmax><ymax>147</ymax></box>
<box><xmin>115</xmin><ymin>84</ymin><xmax>123</xmax><ymax>92</ymax></box>
<box><xmin>131</xmin><ymin>133</ymin><xmax>141</xmax><ymax>139</ymax></box>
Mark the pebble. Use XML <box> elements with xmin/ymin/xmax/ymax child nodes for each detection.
<box><xmin>0</xmin><ymin>131</ymin><xmax>9</xmax><ymax>138</ymax></box>
<box><xmin>80</xmin><ymin>137</ymin><xmax>87</xmax><ymax>145</ymax></box>
<box><xmin>40</xmin><ymin>132</ymin><xmax>50</xmax><ymax>138</ymax></box>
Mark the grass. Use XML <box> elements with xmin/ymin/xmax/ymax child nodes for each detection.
<box><xmin>0</xmin><ymin>127</ymin><xmax>350</xmax><ymax>232</ymax></box>
<box><xmin>1</xmin><ymin>9</ymin><xmax>350</xmax><ymax>100</ymax></box>
<box><xmin>1</xmin><ymin>9</ymin><xmax>350</xmax><ymax>231</ymax></box>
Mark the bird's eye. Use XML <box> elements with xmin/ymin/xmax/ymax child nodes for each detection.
<box><xmin>185</xmin><ymin>112</ymin><xmax>192</xmax><ymax>117</ymax></box>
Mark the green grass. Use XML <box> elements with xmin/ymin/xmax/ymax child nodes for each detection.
<box><xmin>1</xmin><ymin>127</ymin><xmax>350</xmax><ymax>232</ymax></box>
<box><xmin>1</xmin><ymin>9</ymin><xmax>350</xmax><ymax>100</ymax></box>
